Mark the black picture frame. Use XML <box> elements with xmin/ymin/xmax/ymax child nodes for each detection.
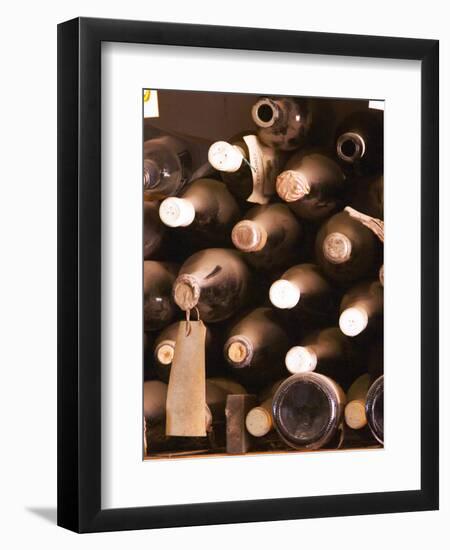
<box><xmin>57</xmin><ymin>17</ymin><xmax>439</xmax><ymax>533</ymax></box>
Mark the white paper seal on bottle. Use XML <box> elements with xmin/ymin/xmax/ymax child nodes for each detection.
<box><xmin>208</xmin><ymin>141</ymin><xmax>244</xmax><ymax>173</ymax></box>
<box><xmin>285</xmin><ymin>346</ymin><xmax>318</xmax><ymax>374</ymax></box>
<box><xmin>339</xmin><ymin>307</ymin><xmax>369</xmax><ymax>337</ymax></box>
<box><xmin>159</xmin><ymin>197</ymin><xmax>195</xmax><ymax>227</ymax></box>
<box><xmin>243</xmin><ymin>134</ymin><xmax>280</xmax><ymax>205</ymax></box>
<box><xmin>269</xmin><ymin>279</ymin><xmax>301</xmax><ymax>309</ymax></box>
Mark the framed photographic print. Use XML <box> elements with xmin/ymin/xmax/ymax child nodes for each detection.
<box><xmin>57</xmin><ymin>17</ymin><xmax>439</xmax><ymax>532</ymax></box>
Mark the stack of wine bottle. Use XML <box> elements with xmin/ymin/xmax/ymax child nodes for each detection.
<box><xmin>143</xmin><ymin>94</ymin><xmax>384</xmax><ymax>457</ymax></box>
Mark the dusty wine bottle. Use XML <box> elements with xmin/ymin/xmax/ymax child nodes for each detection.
<box><xmin>143</xmin><ymin>132</ymin><xmax>212</xmax><ymax>200</ymax></box>
<box><xmin>159</xmin><ymin>178</ymin><xmax>240</xmax><ymax>244</ymax></box>
<box><xmin>315</xmin><ymin>210</ymin><xmax>381</xmax><ymax>283</ymax></box>
<box><xmin>208</xmin><ymin>134</ymin><xmax>284</xmax><ymax>204</ymax></box>
<box><xmin>223</xmin><ymin>307</ymin><xmax>290</xmax><ymax>388</ymax></box>
<box><xmin>365</xmin><ymin>375</ymin><xmax>384</xmax><ymax>444</ymax></box>
<box><xmin>272</xmin><ymin>372</ymin><xmax>346</xmax><ymax>450</ymax></box>
<box><xmin>172</xmin><ymin>248</ymin><xmax>251</xmax><ymax>323</ymax></box>
<box><xmin>276</xmin><ymin>151</ymin><xmax>346</xmax><ymax>221</ymax></box>
<box><xmin>231</xmin><ymin>203</ymin><xmax>302</xmax><ymax>270</ymax></box>
<box><xmin>335</xmin><ymin>109</ymin><xmax>383</xmax><ymax>176</ymax></box>
<box><xmin>344</xmin><ymin>373</ymin><xmax>371</xmax><ymax>430</ymax></box>
<box><xmin>285</xmin><ymin>327</ymin><xmax>353</xmax><ymax>376</ymax></box>
<box><xmin>251</xmin><ymin>96</ymin><xmax>312</xmax><ymax>151</ymax></box>
<box><xmin>339</xmin><ymin>280</ymin><xmax>383</xmax><ymax>337</ymax></box>
<box><xmin>269</xmin><ymin>263</ymin><xmax>336</xmax><ymax>323</ymax></box>
<box><xmin>144</xmin><ymin>200</ymin><xmax>167</xmax><ymax>260</ymax></box>
<box><xmin>143</xmin><ymin>261</ymin><xmax>178</xmax><ymax>331</ymax></box>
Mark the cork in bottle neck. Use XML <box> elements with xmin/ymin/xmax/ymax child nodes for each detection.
<box><xmin>225</xmin><ymin>335</ymin><xmax>253</xmax><ymax>368</ymax></box>
<box><xmin>344</xmin><ymin>399</ymin><xmax>367</xmax><ymax>430</ymax></box>
<box><xmin>322</xmin><ymin>232</ymin><xmax>353</xmax><ymax>264</ymax></box>
<box><xmin>155</xmin><ymin>340</ymin><xmax>176</xmax><ymax>365</ymax></box>
<box><xmin>231</xmin><ymin>220</ymin><xmax>267</xmax><ymax>252</ymax></box>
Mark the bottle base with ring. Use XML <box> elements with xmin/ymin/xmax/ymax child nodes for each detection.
<box><xmin>272</xmin><ymin>372</ymin><xmax>345</xmax><ymax>451</ymax></box>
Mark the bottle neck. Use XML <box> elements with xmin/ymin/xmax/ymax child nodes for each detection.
<box><xmin>339</xmin><ymin>306</ymin><xmax>369</xmax><ymax>337</ymax></box>
<box><xmin>231</xmin><ymin>220</ymin><xmax>268</xmax><ymax>252</ymax></box>
<box><xmin>208</xmin><ymin>140</ymin><xmax>246</xmax><ymax>173</ymax></box>
<box><xmin>173</xmin><ymin>274</ymin><xmax>201</xmax><ymax>311</ymax></box>
<box><xmin>143</xmin><ymin>158</ymin><xmax>161</xmax><ymax>190</ymax></box>
<box><xmin>245</xmin><ymin>403</ymin><xmax>273</xmax><ymax>437</ymax></box>
<box><xmin>344</xmin><ymin>399</ymin><xmax>367</xmax><ymax>430</ymax></box>
<box><xmin>322</xmin><ymin>232</ymin><xmax>353</xmax><ymax>264</ymax></box>
<box><xmin>224</xmin><ymin>335</ymin><xmax>254</xmax><ymax>368</ymax></box>
<box><xmin>269</xmin><ymin>278</ymin><xmax>301</xmax><ymax>309</ymax></box>
<box><xmin>276</xmin><ymin>170</ymin><xmax>311</xmax><ymax>202</ymax></box>
<box><xmin>336</xmin><ymin>131</ymin><xmax>366</xmax><ymax>163</ymax></box>
<box><xmin>285</xmin><ymin>346</ymin><xmax>318</xmax><ymax>374</ymax></box>
<box><xmin>251</xmin><ymin>97</ymin><xmax>283</xmax><ymax>129</ymax></box>
<box><xmin>159</xmin><ymin>197</ymin><xmax>196</xmax><ymax>227</ymax></box>
<box><xmin>155</xmin><ymin>339</ymin><xmax>176</xmax><ymax>366</ymax></box>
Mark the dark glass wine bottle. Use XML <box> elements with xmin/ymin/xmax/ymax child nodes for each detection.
<box><xmin>276</xmin><ymin>151</ymin><xmax>346</xmax><ymax>221</ymax></box>
<box><xmin>269</xmin><ymin>263</ymin><xmax>337</xmax><ymax>324</ymax></box>
<box><xmin>335</xmin><ymin>109</ymin><xmax>383</xmax><ymax>176</ymax></box>
<box><xmin>339</xmin><ymin>280</ymin><xmax>383</xmax><ymax>337</ymax></box>
<box><xmin>143</xmin><ymin>200</ymin><xmax>166</xmax><ymax>260</ymax></box>
<box><xmin>315</xmin><ymin>210</ymin><xmax>381</xmax><ymax>284</ymax></box>
<box><xmin>231</xmin><ymin>203</ymin><xmax>302</xmax><ymax>270</ymax></box>
<box><xmin>365</xmin><ymin>375</ymin><xmax>384</xmax><ymax>444</ymax></box>
<box><xmin>251</xmin><ymin>96</ymin><xmax>312</xmax><ymax>151</ymax></box>
<box><xmin>223</xmin><ymin>307</ymin><xmax>290</xmax><ymax>388</ymax></box>
<box><xmin>158</xmin><ymin>178</ymin><xmax>240</xmax><ymax>245</ymax></box>
<box><xmin>272</xmin><ymin>372</ymin><xmax>346</xmax><ymax>450</ymax></box>
<box><xmin>143</xmin><ymin>132</ymin><xmax>212</xmax><ymax>200</ymax></box>
<box><xmin>172</xmin><ymin>248</ymin><xmax>251</xmax><ymax>323</ymax></box>
<box><xmin>143</xmin><ymin>261</ymin><xmax>178</xmax><ymax>331</ymax></box>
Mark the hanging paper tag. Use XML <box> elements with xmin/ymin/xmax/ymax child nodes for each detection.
<box><xmin>166</xmin><ymin>320</ymin><xmax>207</xmax><ymax>437</ymax></box>
<box><xmin>243</xmin><ymin>135</ymin><xmax>280</xmax><ymax>204</ymax></box>
<box><xmin>345</xmin><ymin>206</ymin><xmax>384</xmax><ymax>242</ymax></box>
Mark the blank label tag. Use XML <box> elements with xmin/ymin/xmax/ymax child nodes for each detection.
<box><xmin>166</xmin><ymin>321</ymin><xmax>207</xmax><ymax>437</ymax></box>
<box><xmin>243</xmin><ymin>135</ymin><xmax>280</xmax><ymax>204</ymax></box>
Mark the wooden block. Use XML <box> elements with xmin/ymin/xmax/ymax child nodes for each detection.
<box><xmin>225</xmin><ymin>394</ymin><xmax>258</xmax><ymax>454</ymax></box>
